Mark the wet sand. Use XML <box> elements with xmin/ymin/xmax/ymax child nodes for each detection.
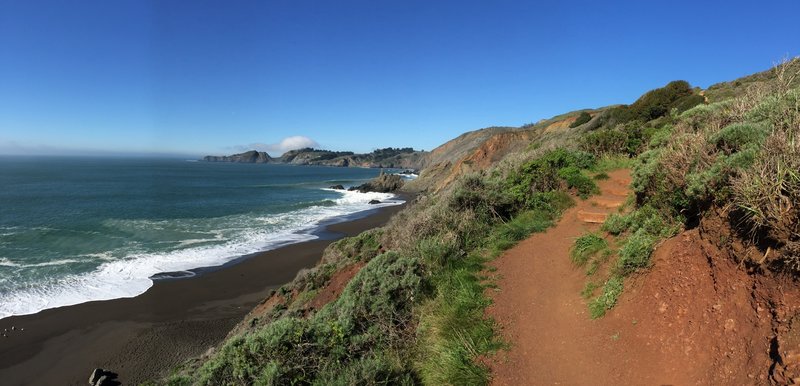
<box><xmin>0</xmin><ymin>204</ymin><xmax>405</xmax><ymax>386</ymax></box>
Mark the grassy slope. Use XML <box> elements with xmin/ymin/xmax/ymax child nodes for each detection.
<box><xmin>151</xmin><ymin>58</ymin><xmax>800</xmax><ymax>385</ymax></box>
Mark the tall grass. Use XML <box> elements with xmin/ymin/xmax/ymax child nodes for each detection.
<box><xmin>571</xmin><ymin>233</ymin><xmax>608</xmax><ymax>266</ymax></box>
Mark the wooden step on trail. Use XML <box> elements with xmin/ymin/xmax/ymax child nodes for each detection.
<box><xmin>590</xmin><ymin>196</ymin><xmax>625</xmax><ymax>209</ymax></box>
<box><xmin>577</xmin><ymin>209</ymin><xmax>608</xmax><ymax>224</ymax></box>
<box><xmin>604</xmin><ymin>187</ymin><xmax>629</xmax><ymax>197</ymax></box>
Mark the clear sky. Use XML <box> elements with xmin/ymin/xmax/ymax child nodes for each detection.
<box><xmin>1</xmin><ymin>0</ymin><xmax>799</xmax><ymax>157</ymax></box>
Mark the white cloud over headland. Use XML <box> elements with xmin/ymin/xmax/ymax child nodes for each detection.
<box><xmin>237</xmin><ymin>136</ymin><xmax>319</xmax><ymax>156</ymax></box>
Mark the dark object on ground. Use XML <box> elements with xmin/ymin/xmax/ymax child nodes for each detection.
<box><xmin>89</xmin><ymin>368</ymin><xmax>119</xmax><ymax>386</ymax></box>
<box><xmin>369</xmin><ymin>200</ymin><xmax>381</xmax><ymax>204</ymax></box>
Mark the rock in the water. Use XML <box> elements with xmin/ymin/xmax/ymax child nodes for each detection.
<box><xmin>95</xmin><ymin>374</ymin><xmax>109</xmax><ymax>386</ymax></box>
<box><xmin>328</xmin><ymin>184</ymin><xmax>345</xmax><ymax>190</ymax></box>
<box><xmin>352</xmin><ymin>172</ymin><xmax>404</xmax><ymax>193</ymax></box>
<box><xmin>89</xmin><ymin>368</ymin><xmax>104</xmax><ymax>385</ymax></box>
<box><xmin>368</xmin><ymin>199</ymin><xmax>381</xmax><ymax>204</ymax></box>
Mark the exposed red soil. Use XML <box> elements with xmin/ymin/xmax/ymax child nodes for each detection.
<box><xmin>227</xmin><ymin>262</ymin><xmax>365</xmax><ymax>338</ymax></box>
<box><xmin>307</xmin><ymin>262</ymin><xmax>364</xmax><ymax>310</ymax></box>
<box><xmin>437</xmin><ymin>131</ymin><xmax>539</xmax><ymax>190</ymax></box>
<box><xmin>486</xmin><ymin>169</ymin><xmax>800</xmax><ymax>385</ymax></box>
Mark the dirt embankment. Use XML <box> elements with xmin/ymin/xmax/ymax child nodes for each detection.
<box><xmin>410</xmin><ymin>114</ymin><xmax>591</xmax><ymax>193</ymax></box>
<box><xmin>487</xmin><ymin>169</ymin><xmax>800</xmax><ymax>385</ymax></box>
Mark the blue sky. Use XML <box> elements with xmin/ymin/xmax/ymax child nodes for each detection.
<box><xmin>1</xmin><ymin>0</ymin><xmax>798</xmax><ymax>157</ymax></box>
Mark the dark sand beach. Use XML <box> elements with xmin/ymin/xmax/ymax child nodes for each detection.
<box><xmin>0</xmin><ymin>204</ymin><xmax>405</xmax><ymax>386</ymax></box>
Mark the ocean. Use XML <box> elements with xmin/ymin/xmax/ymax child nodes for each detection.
<box><xmin>0</xmin><ymin>157</ymin><xmax>406</xmax><ymax>319</ymax></box>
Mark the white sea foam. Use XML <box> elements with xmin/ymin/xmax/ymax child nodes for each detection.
<box><xmin>0</xmin><ymin>258</ymin><xmax>20</xmax><ymax>267</ymax></box>
<box><xmin>393</xmin><ymin>172</ymin><xmax>419</xmax><ymax>180</ymax></box>
<box><xmin>23</xmin><ymin>259</ymin><xmax>82</xmax><ymax>268</ymax></box>
<box><xmin>0</xmin><ymin>189</ymin><xmax>403</xmax><ymax>319</ymax></box>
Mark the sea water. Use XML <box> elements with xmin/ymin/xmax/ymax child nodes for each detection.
<box><xmin>0</xmin><ymin>157</ymin><xmax>406</xmax><ymax>319</ymax></box>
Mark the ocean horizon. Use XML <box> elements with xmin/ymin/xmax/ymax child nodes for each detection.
<box><xmin>0</xmin><ymin>157</ymin><xmax>405</xmax><ymax>319</ymax></box>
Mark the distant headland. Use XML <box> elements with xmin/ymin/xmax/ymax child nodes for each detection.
<box><xmin>202</xmin><ymin>147</ymin><xmax>426</xmax><ymax>169</ymax></box>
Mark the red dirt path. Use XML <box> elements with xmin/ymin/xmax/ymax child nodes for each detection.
<box><xmin>485</xmin><ymin>169</ymin><xmax>781</xmax><ymax>385</ymax></box>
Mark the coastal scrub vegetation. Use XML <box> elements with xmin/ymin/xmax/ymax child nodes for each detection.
<box><xmin>569</xmin><ymin>111</ymin><xmax>592</xmax><ymax>128</ymax></box>
<box><xmin>156</xmin><ymin>147</ymin><xmax>600</xmax><ymax>385</ymax></box>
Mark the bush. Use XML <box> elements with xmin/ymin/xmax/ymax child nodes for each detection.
<box><xmin>732</xmin><ymin>130</ymin><xmax>800</xmax><ymax>243</ymax></box>
<box><xmin>571</xmin><ymin>233</ymin><xmax>608</xmax><ymax>266</ymax></box>
<box><xmin>325</xmin><ymin>229</ymin><xmax>384</xmax><ymax>264</ymax></box>
<box><xmin>315</xmin><ymin>353</ymin><xmax>415</xmax><ymax>386</ymax></box>
<box><xmin>570</xmin><ymin>111</ymin><xmax>592</xmax><ymax>128</ymax></box>
<box><xmin>602</xmin><ymin>80</ymin><xmax>701</xmax><ymax>129</ymax></box>
<box><xmin>711</xmin><ymin>122</ymin><xmax>769</xmax><ymax>154</ymax></box>
<box><xmin>416</xmin><ymin>234</ymin><xmax>462</xmax><ymax>267</ymax></box>
<box><xmin>745</xmin><ymin>89</ymin><xmax>800</xmax><ymax>132</ymax></box>
<box><xmin>602</xmin><ymin>213</ymin><xmax>630</xmax><ymax>235</ymax></box>
<box><xmin>505</xmin><ymin>148</ymin><xmax>595</xmax><ymax>207</ymax></box>
<box><xmin>616</xmin><ymin>229</ymin><xmax>657</xmax><ymax>275</ymax></box>
<box><xmin>558</xmin><ymin>166</ymin><xmax>599</xmax><ymax>198</ymax></box>
<box><xmin>581</xmin><ymin>127</ymin><xmax>629</xmax><ymax>155</ymax></box>
<box><xmin>450</xmin><ymin>174</ymin><xmax>516</xmax><ymax>222</ymax></box>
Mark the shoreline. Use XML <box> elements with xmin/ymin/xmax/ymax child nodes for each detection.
<box><xmin>0</xmin><ymin>202</ymin><xmax>406</xmax><ymax>386</ymax></box>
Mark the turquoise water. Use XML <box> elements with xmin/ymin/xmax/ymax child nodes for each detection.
<box><xmin>0</xmin><ymin>157</ymin><xmax>403</xmax><ymax>318</ymax></box>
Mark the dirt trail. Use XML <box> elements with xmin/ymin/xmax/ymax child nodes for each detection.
<box><xmin>487</xmin><ymin>169</ymin><xmax>701</xmax><ymax>385</ymax></box>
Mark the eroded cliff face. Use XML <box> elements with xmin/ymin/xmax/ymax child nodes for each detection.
<box><xmin>407</xmin><ymin>111</ymin><xmax>595</xmax><ymax>193</ymax></box>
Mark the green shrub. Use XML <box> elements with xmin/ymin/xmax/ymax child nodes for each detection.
<box><xmin>711</xmin><ymin>122</ymin><xmax>769</xmax><ymax>154</ymax></box>
<box><xmin>592</xmin><ymin>153</ymin><xmax>634</xmax><ymax>173</ymax></box>
<box><xmin>315</xmin><ymin>353</ymin><xmax>415</xmax><ymax>386</ymax></box>
<box><xmin>732</xmin><ymin>130</ymin><xmax>800</xmax><ymax>243</ymax></box>
<box><xmin>671</xmin><ymin>94</ymin><xmax>706</xmax><ymax>113</ymax></box>
<box><xmin>648</xmin><ymin>125</ymin><xmax>673</xmax><ymax>148</ymax></box>
<box><xmin>527</xmin><ymin>191</ymin><xmax>574</xmax><ymax>214</ymax></box>
<box><xmin>581</xmin><ymin>127</ymin><xmax>629</xmax><ymax>155</ymax></box>
<box><xmin>571</xmin><ymin>233</ymin><xmax>608</xmax><ymax>266</ymax></box>
<box><xmin>506</xmin><ymin>148</ymin><xmax>595</xmax><ymax>207</ymax></box>
<box><xmin>588</xmin><ymin>276</ymin><xmax>624</xmax><ymax>319</ymax></box>
<box><xmin>601</xmin><ymin>213</ymin><xmax>630</xmax><ymax>235</ymax></box>
<box><xmin>603</xmin><ymin>80</ymin><xmax>700</xmax><ymax>128</ymax></box>
<box><xmin>570</xmin><ymin>111</ymin><xmax>592</xmax><ymax>128</ymax></box>
<box><xmin>616</xmin><ymin>229</ymin><xmax>657</xmax><ymax>275</ymax></box>
<box><xmin>450</xmin><ymin>174</ymin><xmax>516</xmax><ymax>222</ymax></box>
<box><xmin>416</xmin><ymin>235</ymin><xmax>462</xmax><ymax>267</ymax></box>
<box><xmin>558</xmin><ymin>166</ymin><xmax>599</xmax><ymax>198</ymax></box>
<box><xmin>745</xmin><ymin>89</ymin><xmax>800</xmax><ymax>131</ymax></box>
<box><xmin>326</xmin><ymin>229</ymin><xmax>385</xmax><ymax>263</ymax></box>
